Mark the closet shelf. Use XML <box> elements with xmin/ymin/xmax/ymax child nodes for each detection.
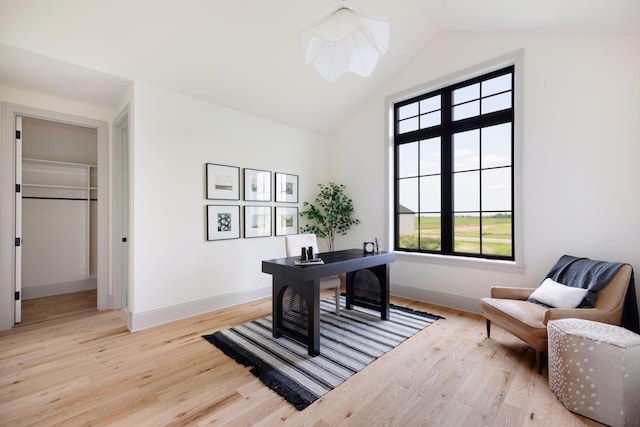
<box><xmin>22</xmin><ymin>157</ymin><xmax>97</xmax><ymax>168</ymax></box>
<box><xmin>23</xmin><ymin>184</ymin><xmax>97</xmax><ymax>190</ymax></box>
<box><xmin>22</xmin><ymin>157</ymin><xmax>97</xmax><ymax>190</ymax></box>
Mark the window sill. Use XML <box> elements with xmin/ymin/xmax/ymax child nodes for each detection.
<box><xmin>394</xmin><ymin>251</ymin><xmax>526</xmax><ymax>274</ymax></box>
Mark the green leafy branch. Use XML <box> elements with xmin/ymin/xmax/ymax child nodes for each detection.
<box><xmin>299</xmin><ymin>182</ymin><xmax>360</xmax><ymax>251</ymax></box>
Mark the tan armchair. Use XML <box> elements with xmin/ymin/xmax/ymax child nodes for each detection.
<box><xmin>480</xmin><ymin>263</ymin><xmax>632</xmax><ymax>374</ymax></box>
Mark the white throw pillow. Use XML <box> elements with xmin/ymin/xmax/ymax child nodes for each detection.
<box><xmin>529</xmin><ymin>278</ymin><xmax>588</xmax><ymax>308</ymax></box>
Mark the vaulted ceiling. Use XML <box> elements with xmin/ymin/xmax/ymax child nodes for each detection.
<box><xmin>1</xmin><ymin>0</ymin><xmax>639</xmax><ymax>135</ymax></box>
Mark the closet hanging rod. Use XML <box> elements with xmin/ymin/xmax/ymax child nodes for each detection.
<box><xmin>23</xmin><ymin>196</ymin><xmax>98</xmax><ymax>202</ymax></box>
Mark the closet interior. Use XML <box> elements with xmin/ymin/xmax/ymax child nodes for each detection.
<box><xmin>20</xmin><ymin>117</ymin><xmax>98</xmax><ymax>301</ymax></box>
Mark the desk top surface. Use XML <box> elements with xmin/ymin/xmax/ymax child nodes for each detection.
<box><xmin>262</xmin><ymin>249</ymin><xmax>394</xmax><ymax>277</ymax></box>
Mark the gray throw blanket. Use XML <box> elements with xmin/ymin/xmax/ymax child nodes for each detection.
<box><xmin>537</xmin><ymin>255</ymin><xmax>639</xmax><ymax>333</ymax></box>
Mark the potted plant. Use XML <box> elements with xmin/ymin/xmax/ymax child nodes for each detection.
<box><xmin>299</xmin><ymin>182</ymin><xmax>360</xmax><ymax>252</ymax></box>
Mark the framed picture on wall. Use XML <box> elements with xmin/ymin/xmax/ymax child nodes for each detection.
<box><xmin>206</xmin><ymin>163</ymin><xmax>240</xmax><ymax>200</ymax></box>
<box><xmin>244</xmin><ymin>206</ymin><xmax>272</xmax><ymax>238</ymax></box>
<box><xmin>275</xmin><ymin>206</ymin><xmax>298</xmax><ymax>236</ymax></box>
<box><xmin>207</xmin><ymin>205</ymin><xmax>240</xmax><ymax>240</ymax></box>
<box><xmin>243</xmin><ymin>168</ymin><xmax>271</xmax><ymax>201</ymax></box>
<box><xmin>274</xmin><ymin>172</ymin><xmax>298</xmax><ymax>203</ymax></box>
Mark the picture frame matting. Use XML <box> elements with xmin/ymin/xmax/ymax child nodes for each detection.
<box><xmin>206</xmin><ymin>163</ymin><xmax>240</xmax><ymax>200</ymax></box>
<box><xmin>275</xmin><ymin>206</ymin><xmax>298</xmax><ymax>236</ymax></box>
<box><xmin>244</xmin><ymin>168</ymin><xmax>271</xmax><ymax>202</ymax></box>
<box><xmin>207</xmin><ymin>205</ymin><xmax>241</xmax><ymax>240</ymax></box>
<box><xmin>244</xmin><ymin>205</ymin><xmax>272</xmax><ymax>238</ymax></box>
<box><xmin>275</xmin><ymin>172</ymin><xmax>298</xmax><ymax>203</ymax></box>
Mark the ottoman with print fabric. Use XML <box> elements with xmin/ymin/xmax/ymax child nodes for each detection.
<box><xmin>548</xmin><ymin>318</ymin><xmax>640</xmax><ymax>427</ymax></box>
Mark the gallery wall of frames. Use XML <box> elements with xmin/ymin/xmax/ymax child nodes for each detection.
<box><xmin>205</xmin><ymin>163</ymin><xmax>299</xmax><ymax>241</ymax></box>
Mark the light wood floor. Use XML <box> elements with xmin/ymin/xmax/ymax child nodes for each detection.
<box><xmin>0</xmin><ymin>290</ymin><xmax>603</xmax><ymax>426</ymax></box>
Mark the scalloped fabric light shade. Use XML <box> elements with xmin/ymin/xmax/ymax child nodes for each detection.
<box><xmin>300</xmin><ymin>1</ymin><xmax>389</xmax><ymax>81</ymax></box>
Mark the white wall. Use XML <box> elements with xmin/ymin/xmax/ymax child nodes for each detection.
<box><xmin>22</xmin><ymin>117</ymin><xmax>98</xmax><ymax>163</ymax></box>
<box><xmin>22</xmin><ymin>199</ymin><xmax>89</xmax><ymax>285</ymax></box>
<box><xmin>129</xmin><ymin>82</ymin><xmax>330</xmax><ymax>328</ymax></box>
<box><xmin>330</xmin><ymin>32</ymin><xmax>640</xmax><ymax>312</ymax></box>
<box><xmin>0</xmin><ymin>85</ymin><xmax>115</xmax><ymax>122</ymax></box>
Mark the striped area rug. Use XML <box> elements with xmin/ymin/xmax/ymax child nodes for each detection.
<box><xmin>202</xmin><ymin>296</ymin><xmax>443</xmax><ymax>410</ymax></box>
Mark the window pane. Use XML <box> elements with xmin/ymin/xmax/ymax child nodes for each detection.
<box><xmin>454</xmin><ymin>214</ymin><xmax>480</xmax><ymax>254</ymax></box>
<box><xmin>397</xmin><ymin>213</ymin><xmax>419</xmax><ymax>249</ymax></box>
<box><xmin>398</xmin><ymin>142</ymin><xmax>418</xmax><ymax>178</ymax></box>
<box><xmin>420</xmin><ymin>95</ymin><xmax>441</xmax><ymax>113</ymax></box>
<box><xmin>481</xmin><ymin>167</ymin><xmax>511</xmax><ymax>211</ymax></box>
<box><xmin>481</xmin><ymin>213</ymin><xmax>512</xmax><ymax>257</ymax></box>
<box><xmin>419</xmin><ymin>214</ymin><xmax>441</xmax><ymax>251</ymax></box>
<box><xmin>482</xmin><ymin>74</ymin><xmax>511</xmax><ymax>97</ymax></box>
<box><xmin>453</xmin><ymin>101</ymin><xmax>479</xmax><ymax>121</ymax></box>
<box><xmin>399</xmin><ymin>117</ymin><xmax>418</xmax><ymax>133</ymax></box>
<box><xmin>454</xmin><ymin>129</ymin><xmax>479</xmax><ymax>172</ymax></box>
<box><xmin>398</xmin><ymin>177</ymin><xmax>419</xmax><ymax>212</ymax></box>
<box><xmin>453</xmin><ymin>83</ymin><xmax>479</xmax><ymax>105</ymax></box>
<box><xmin>481</xmin><ymin>123</ymin><xmax>511</xmax><ymax>168</ymax></box>
<box><xmin>420</xmin><ymin>175</ymin><xmax>441</xmax><ymax>212</ymax></box>
<box><xmin>420</xmin><ymin>111</ymin><xmax>440</xmax><ymax>129</ymax></box>
<box><xmin>420</xmin><ymin>137</ymin><xmax>440</xmax><ymax>175</ymax></box>
<box><xmin>398</xmin><ymin>102</ymin><xmax>418</xmax><ymax>120</ymax></box>
<box><xmin>481</xmin><ymin>92</ymin><xmax>511</xmax><ymax>114</ymax></box>
<box><xmin>454</xmin><ymin>170</ymin><xmax>479</xmax><ymax>212</ymax></box>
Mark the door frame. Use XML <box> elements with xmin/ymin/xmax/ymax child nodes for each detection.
<box><xmin>0</xmin><ymin>103</ymin><xmax>109</xmax><ymax>329</ymax></box>
<box><xmin>112</xmin><ymin>106</ymin><xmax>130</xmax><ymax>311</ymax></box>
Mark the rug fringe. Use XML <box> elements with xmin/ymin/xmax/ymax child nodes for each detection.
<box><xmin>203</xmin><ymin>332</ymin><xmax>316</xmax><ymax>410</ymax></box>
<box><xmin>389</xmin><ymin>303</ymin><xmax>444</xmax><ymax>320</ymax></box>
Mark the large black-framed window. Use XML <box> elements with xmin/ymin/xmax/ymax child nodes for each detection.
<box><xmin>394</xmin><ymin>66</ymin><xmax>514</xmax><ymax>260</ymax></box>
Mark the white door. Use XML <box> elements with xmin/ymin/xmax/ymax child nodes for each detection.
<box><xmin>14</xmin><ymin>115</ymin><xmax>22</xmax><ymax>323</ymax></box>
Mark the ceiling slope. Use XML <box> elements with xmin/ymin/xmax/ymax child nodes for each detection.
<box><xmin>0</xmin><ymin>0</ymin><xmax>638</xmax><ymax>134</ymax></box>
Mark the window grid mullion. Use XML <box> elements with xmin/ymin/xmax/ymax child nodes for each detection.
<box><xmin>441</xmin><ymin>89</ymin><xmax>453</xmax><ymax>254</ymax></box>
<box><xmin>394</xmin><ymin>65</ymin><xmax>514</xmax><ymax>260</ymax></box>
<box><xmin>479</xmin><ymin>127</ymin><xmax>484</xmax><ymax>255</ymax></box>
<box><xmin>417</xmin><ymin>141</ymin><xmax>422</xmax><ymax>251</ymax></box>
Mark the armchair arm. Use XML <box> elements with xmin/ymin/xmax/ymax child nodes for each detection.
<box><xmin>543</xmin><ymin>307</ymin><xmax>610</xmax><ymax>325</ymax></box>
<box><xmin>490</xmin><ymin>286</ymin><xmax>536</xmax><ymax>300</ymax></box>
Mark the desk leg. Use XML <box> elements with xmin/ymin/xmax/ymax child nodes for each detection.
<box><xmin>271</xmin><ymin>277</ymin><xmax>320</xmax><ymax>356</ymax></box>
<box><xmin>272</xmin><ymin>278</ymin><xmax>284</xmax><ymax>338</ymax></box>
<box><xmin>344</xmin><ymin>264</ymin><xmax>390</xmax><ymax>320</ymax></box>
<box><xmin>299</xmin><ymin>279</ymin><xmax>320</xmax><ymax>356</ymax></box>
<box><xmin>345</xmin><ymin>271</ymin><xmax>355</xmax><ymax>310</ymax></box>
<box><xmin>371</xmin><ymin>263</ymin><xmax>390</xmax><ymax>320</ymax></box>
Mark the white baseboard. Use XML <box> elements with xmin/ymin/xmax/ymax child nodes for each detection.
<box><xmin>391</xmin><ymin>283</ymin><xmax>482</xmax><ymax>315</ymax></box>
<box><xmin>22</xmin><ymin>278</ymin><xmax>97</xmax><ymax>300</ymax></box>
<box><xmin>129</xmin><ymin>285</ymin><xmax>272</xmax><ymax>332</ymax></box>
<box><xmin>128</xmin><ymin>284</ymin><xmax>482</xmax><ymax>332</ymax></box>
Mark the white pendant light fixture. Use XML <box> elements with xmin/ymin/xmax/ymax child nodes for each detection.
<box><xmin>300</xmin><ymin>0</ymin><xmax>390</xmax><ymax>81</ymax></box>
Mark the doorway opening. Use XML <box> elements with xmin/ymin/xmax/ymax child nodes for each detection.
<box><xmin>19</xmin><ymin>117</ymin><xmax>98</xmax><ymax>317</ymax></box>
<box><xmin>0</xmin><ymin>103</ymin><xmax>109</xmax><ymax>330</ymax></box>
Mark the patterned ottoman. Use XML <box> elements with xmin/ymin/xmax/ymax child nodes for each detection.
<box><xmin>548</xmin><ymin>318</ymin><xmax>640</xmax><ymax>427</ymax></box>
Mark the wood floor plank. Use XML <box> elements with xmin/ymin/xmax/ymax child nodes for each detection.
<box><xmin>0</xmin><ymin>291</ymin><xmax>605</xmax><ymax>426</ymax></box>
